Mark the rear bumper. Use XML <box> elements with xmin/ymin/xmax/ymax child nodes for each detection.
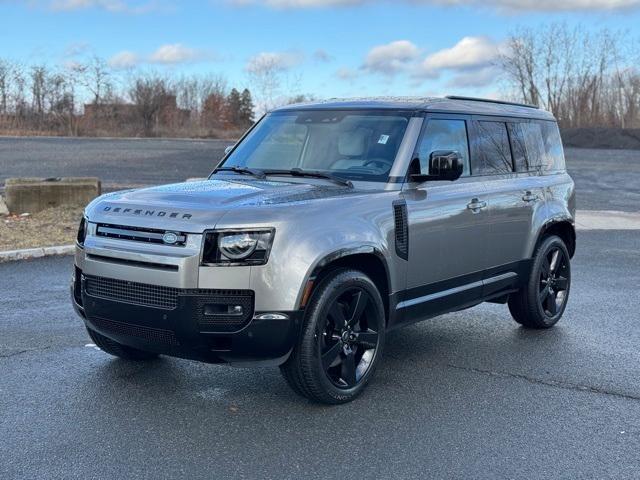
<box><xmin>71</xmin><ymin>267</ymin><xmax>302</xmax><ymax>365</ymax></box>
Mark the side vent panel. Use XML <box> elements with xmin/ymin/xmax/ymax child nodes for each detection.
<box><xmin>393</xmin><ymin>200</ymin><xmax>409</xmax><ymax>260</ymax></box>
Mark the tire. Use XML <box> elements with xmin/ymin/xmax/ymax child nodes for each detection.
<box><xmin>86</xmin><ymin>327</ymin><xmax>159</xmax><ymax>361</ymax></box>
<box><xmin>508</xmin><ymin>235</ymin><xmax>571</xmax><ymax>329</ymax></box>
<box><xmin>280</xmin><ymin>269</ymin><xmax>386</xmax><ymax>404</ymax></box>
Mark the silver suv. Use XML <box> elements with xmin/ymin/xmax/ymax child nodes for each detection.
<box><xmin>71</xmin><ymin>97</ymin><xmax>576</xmax><ymax>404</ymax></box>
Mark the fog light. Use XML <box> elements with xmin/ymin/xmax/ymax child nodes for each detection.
<box><xmin>254</xmin><ymin>313</ymin><xmax>289</xmax><ymax>320</ymax></box>
<box><xmin>204</xmin><ymin>304</ymin><xmax>244</xmax><ymax>316</ymax></box>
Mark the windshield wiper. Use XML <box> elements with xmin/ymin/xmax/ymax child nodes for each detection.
<box><xmin>263</xmin><ymin>168</ymin><xmax>354</xmax><ymax>188</ymax></box>
<box><xmin>213</xmin><ymin>166</ymin><xmax>266</xmax><ymax>180</ymax></box>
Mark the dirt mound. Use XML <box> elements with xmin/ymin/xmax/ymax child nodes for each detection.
<box><xmin>561</xmin><ymin>128</ymin><xmax>640</xmax><ymax>150</ymax></box>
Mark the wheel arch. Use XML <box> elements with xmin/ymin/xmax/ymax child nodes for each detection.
<box><xmin>534</xmin><ymin>219</ymin><xmax>576</xmax><ymax>258</ymax></box>
<box><xmin>297</xmin><ymin>247</ymin><xmax>392</xmax><ymax>324</ymax></box>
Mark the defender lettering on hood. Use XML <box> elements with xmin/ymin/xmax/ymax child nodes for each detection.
<box><xmin>102</xmin><ymin>206</ymin><xmax>193</xmax><ymax>220</ymax></box>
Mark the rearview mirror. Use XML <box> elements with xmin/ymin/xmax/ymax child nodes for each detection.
<box><xmin>410</xmin><ymin>150</ymin><xmax>463</xmax><ymax>182</ymax></box>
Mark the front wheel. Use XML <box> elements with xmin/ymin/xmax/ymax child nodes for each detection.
<box><xmin>508</xmin><ymin>235</ymin><xmax>571</xmax><ymax>329</ymax></box>
<box><xmin>280</xmin><ymin>269</ymin><xmax>386</xmax><ymax>404</ymax></box>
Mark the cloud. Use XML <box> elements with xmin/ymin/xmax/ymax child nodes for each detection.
<box><xmin>149</xmin><ymin>43</ymin><xmax>200</xmax><ymax>64</ymax></box>
<box><xmin>49</xmin><ymin>0</ymin><xmax>162</xmax><ymax>13</ymax></box>
<box><xmin>418</xmin><ymin>36</ymin><xmax>500</xmax><ymax>77</ymax></box>
<box><xmin>245</xmin><ymin>51</ymin><xmax>304</xmax><ymax>74</ymax></box>
<box><xmin>446</xmin><ymin>65</ymin><xmax>502</xmax><ymax>88</ymax></box>
<box><xmin>313</xmin><ymin>49</ymin><xmax>333</xmax><ymax>62</ymax></box>
<box><xmin>335</xmin><ymin>67</ymin><xmax>358</xmax><ymax>81</ymax></box>
<box><xmin>108</xmin><ymin>50</ymin><xmax>140</xmax><ymax>69</ymax></box>
<box><xmin>362</xmin><ymin>40</ymin><xmax>419</xmax><ymax>75</ymax></box>
<box><xmin>231</xmin><ymin>0</ymin><xmax>640</xmax><ymax>12</ymax></box>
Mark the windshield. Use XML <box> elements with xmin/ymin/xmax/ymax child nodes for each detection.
<box><xmin>217</xmin><ymin>110</ymin><xmax>411</xmax><ymax>183</ymax></box>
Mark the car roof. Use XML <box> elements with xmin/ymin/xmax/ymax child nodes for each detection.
<box><xmin>272</xmin><ymin>96</ymin><xmax>556</xmax><ymax>121</ymax></box>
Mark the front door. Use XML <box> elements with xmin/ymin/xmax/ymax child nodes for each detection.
<box><xmin>399</xmin><ymin>115</ymin><xmax>489</xmax><ymax>324</ymax></box>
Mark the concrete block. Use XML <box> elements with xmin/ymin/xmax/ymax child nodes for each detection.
<box><xmin>4</xmin><ymin>177</ymin><xmax>101</xmax><ymax>214</ymax></box>
<box><xmin>0</xmin><ymin>195</ymin><xmax>8</xmax><ymax>216</ymax></box>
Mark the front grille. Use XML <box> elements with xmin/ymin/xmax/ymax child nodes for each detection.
<box><xmin>96</xmin><ymin>223</ymin><xmax>187</xmax><ymax>247</ymax></box>
<box><xmin>85</xmin><ymin>275</ymin><xmax>179</xmax><ymax>309</ymax></box>
<box><xmin>83</xmin><ymin>276</ymin><xmax>255</xmax><ymax>331</ymax></box>
<box><xmin>90</xmin><ymin>315</ymin><xmax>179</xmax><ymax>346</ymax></box>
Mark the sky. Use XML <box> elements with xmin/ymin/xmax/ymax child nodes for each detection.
<box><xmin>1</xmin><ymin>0</ymin><xmax>639</xmax><ymax>103</ymax></box>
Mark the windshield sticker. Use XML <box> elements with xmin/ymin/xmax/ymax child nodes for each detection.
<box><xmin>377</xmin><ymin>134</ymin><xmax>390</xmax><ymax>145</ymax></box>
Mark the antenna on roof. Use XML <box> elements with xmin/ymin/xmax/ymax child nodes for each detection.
<box><xmin>445</xmin><ymin>95</ymin><xmax>539</xmax><ymax>109</ymax></box>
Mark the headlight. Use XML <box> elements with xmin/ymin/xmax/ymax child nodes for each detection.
<box><xmin>77</xmin><ymin>217</ymin><xmax>87</xmax><ymax>246</ymax></box>
<box><xmin>202</xmin><ymin>229</ymin><xmax>274</xmax><ymax>265</ymax></box>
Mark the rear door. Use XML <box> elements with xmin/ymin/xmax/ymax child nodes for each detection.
<box><xmin>400</xmin><ymin>114</ymin><xmax>489</xmax><ymax>323</ymax></box>
<box><xmin>471</xmin><ymin>117</ymin><xmax>545</xmax><ymax>296</ymax></box>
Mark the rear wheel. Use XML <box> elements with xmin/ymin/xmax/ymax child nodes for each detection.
<box><xmin>508</xmin><ymin>235</ymin><xmax>571</xmax><ymax>329</ymax></box>
<box><xmin>86</xmin><ymin>327</ymin><xmax>159</xmax><ymax>360</ymax></box>
<box><xmin>280</xmin><ymin>269</ymin><xmax>385</xmax><ymax>404</ymax></box>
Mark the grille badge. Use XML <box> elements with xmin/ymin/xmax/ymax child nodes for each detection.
<box><xmin>162</xmin><ymin>231</ymin><xmax>179</xmax><ymax>245</ymax></box>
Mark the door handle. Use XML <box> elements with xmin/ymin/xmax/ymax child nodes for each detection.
<box><xmin>522</xmin><ymin>191</ymin><xmax>539</xmax><ymax>203</ymax></box>
<box><xmin>467</xmin><ymin>198</ymin><xmax>487</xmax><ymax>212</ymax></box>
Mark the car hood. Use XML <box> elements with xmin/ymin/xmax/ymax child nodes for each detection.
<box><xmin>86</xmin><ymin>178</ymin><xmax>362</xmax><ymax>232</ymax></box>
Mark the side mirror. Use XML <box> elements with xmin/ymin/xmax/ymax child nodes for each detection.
<box><xmin>410</xmin><ymin>150</ymin><xmax>463</xmax><ymax>182</ymax></box>
<box><xmin>224</xmin><ymin>145</ymin><xmax>234</xmax><ymax>155</ymax></box>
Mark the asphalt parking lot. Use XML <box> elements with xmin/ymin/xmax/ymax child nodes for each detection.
<box><xmin>1</xmin><ymin>229</ymin><xmax>639</xmax><ymax>479</ymax></box>
<box><xmin>1</xmin><ymin>137</ymin><xmax>639</xmax><ymax>211</ymax></box>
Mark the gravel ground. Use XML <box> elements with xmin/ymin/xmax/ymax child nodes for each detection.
<box><xmin>0</xmin><ymin>206</ymin><xmax>83</xmax><ymax>250</ymax></box>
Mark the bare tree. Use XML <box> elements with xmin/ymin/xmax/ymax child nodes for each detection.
<box><xmin>129</xmin><ymin>75</ymin><xmax>172</xmax><ymax>136</ymax></box>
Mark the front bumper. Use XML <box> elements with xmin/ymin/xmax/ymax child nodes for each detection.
<box><xmin>71</xmin><ymin>267</ymin><xmax>302</xmax><ymax>365</ymax></box>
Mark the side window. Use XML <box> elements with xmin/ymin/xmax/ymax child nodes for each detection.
<box><xmin>540</xmin><ymin>121</ymin><xmax>566</xmax><ymax>172</ymax></box>
<box><xmin>507</xmin><ymin>123</ymin><xmax>527</xmax><ymax>172</ymax></box>
<box><xmin>508</xmin><ymin>121</ymin><xmax>546</xmax><ymax>172</ymax></box>
<box><xmin>473</xmin><ymin>121</ymin><xmax>513</xmax><ymax>175</ymax></box>
<box><xmin>416</xmin><ymin>119</ymin><xmax>470</xmax><ymax>176</ymax></box>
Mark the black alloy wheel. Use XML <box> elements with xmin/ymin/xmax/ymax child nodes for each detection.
<box><xmin>280</xmin><ymin>269</ymin><xmax>385</xmax><ymax>404</ymax></box>
<box><xmin>538</xmin><ymin>246</ymin><xmax>570</xmax><ymax>318</ymax></box>
<box><xmin>319</xmin><ymin>287</ymin><xmax>380</xmax><ymax>388</ymax></box>
<box><xmin>508</xmin><ymin>235</ymin><xmax>572</xmax><ymax>329</ymax></box>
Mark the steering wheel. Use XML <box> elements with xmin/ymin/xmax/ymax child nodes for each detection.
<box><xmin>362</xmin><ymin>158</ymin><xmax>393</xmax><ymax>170</ymax></box>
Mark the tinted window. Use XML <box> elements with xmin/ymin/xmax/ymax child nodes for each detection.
<box><xmin>473</xmin><ymin>121</ymin><xmax>513</xmax><ymax>175</ymax></box>
<box><xmin>540</xmin><ymin>121</ymin><xmax>565</xmax><ymax>172</ymax></box>
<box><xmin>416</xmin><ymin>119</ymin><xmax>470</xmax><ymax>176</ymax></box>
<box><xmin>508</xmin><ymin>122</ymin><xmax>546</xmax><ymax>172</ymax></box>
<box><xmin>507</xmin><ymin>123</ymin><xmax>527</xmax><ymax>172</ymax></box>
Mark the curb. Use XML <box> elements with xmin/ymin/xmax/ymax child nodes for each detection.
<box><xmin>0</xmin><ymin>245</ymin><xmax>74</xmax><ymax>263</ymax></box>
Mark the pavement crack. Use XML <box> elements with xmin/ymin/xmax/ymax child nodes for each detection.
<box><xmin>445</xmin><ymin>363</ymin><xmax>640</xmax><ymax>402</ymax></box>
<box><xmin>0</xmin><ymin>345</ymin><xmax>53</xmax><ymax>359</ymax></box>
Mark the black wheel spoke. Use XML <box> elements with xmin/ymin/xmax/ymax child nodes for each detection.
<box><xmin>554</xmin><ymin>276</ymin><xmax>568</xmax><ymax>290</ymax></box>
<box><xmin>348</xmin><ymin>291</ymin><xmax>368</xmax><ymax>326</ymax></box>
<box><xmin>341</xmin><ymin>351</ymin><xmax>357</xmax><ymax>387</ymax></box>
<box><xmin>353</xmin><ymin>330</ymin><xmax>378</xmax><ymax>349</ymax></box>
<box><xmin>328</xmin><ymin>301</ymin><xmax>347</xmax><ymax>328</ymax></box>
<box><xmin>541</xmin><ymin>257</ymin><xmax>551</xmax><ymax>277</ymax></box>
<box><xmin>539</xmin><ymin>286</ymin><xmax>550</xmax><ymax>304</ymax></box>
<box><xmin>321</xmin><ymin>342</ymin><xmax>343</xmax><ymax>371</ymax></box>
<box><xmin>549</xmin><ymin>249</ymin><xmax>561</xmax><ymax>273</ymax></box>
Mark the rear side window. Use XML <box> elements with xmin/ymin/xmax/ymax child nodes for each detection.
<box><xmin>416</xmin><ymin>119</ymin><xmax>470</xmax><ymax>176</ymax></box>
<box><xmin>472</xmin><ymin>121</ymin><xmax>513</xmax><ymax>175</ymax></box>
<box><xmin>540</xmin><ymin>121</ymin><xmax>565</xmax><ymax>172</ymax></box>
<box><xmin>507</xmin><ymin>122</ymin><xmax>545</xmax><ymax>172</ymax></box>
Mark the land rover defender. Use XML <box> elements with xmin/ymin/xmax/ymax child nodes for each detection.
<box><xmin>71</xmin><ymin>96</ymin><xmax>576</xmax><ymax>404</ymax></box>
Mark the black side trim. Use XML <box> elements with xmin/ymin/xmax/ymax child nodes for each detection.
<box><xmin>393</xmin><ymin>200</ymin><xmax>408</xmax><ymax>260</ymax></box>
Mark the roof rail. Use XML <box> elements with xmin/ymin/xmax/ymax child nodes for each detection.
<box><xmin>445</xmin><ymin>95</ymin><xmax>539</xmax><ymax>109</ymax></box>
